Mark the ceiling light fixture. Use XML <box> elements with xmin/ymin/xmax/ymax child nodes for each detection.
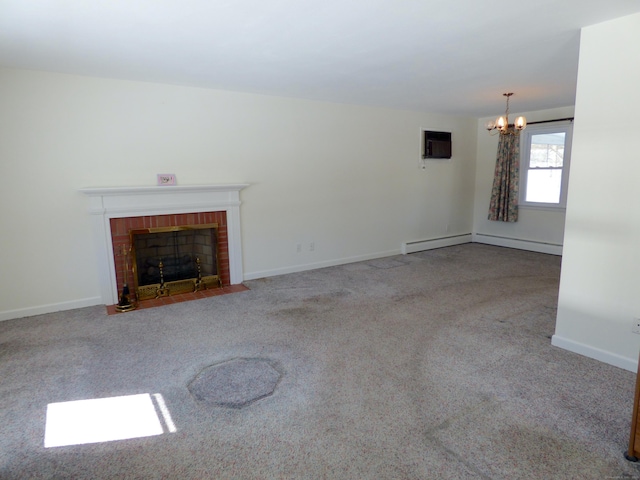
<box><xmin>485</xmin><ymin>93</ymin><xmax>526</xmax><ymax>135</ymax></box>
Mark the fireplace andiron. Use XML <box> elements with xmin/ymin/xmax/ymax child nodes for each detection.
<box><xmin>155</xmin><ymin>260</ymin><xmax>170</xmax><ymax>298</ymax></box>
<box><xmin>194</xmin><ymin>257</ymin><xmax>206</xmax><ymax>292</ymax></box>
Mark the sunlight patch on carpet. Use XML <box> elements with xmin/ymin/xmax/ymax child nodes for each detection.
<box><xmin>44</xmin><ymin>393</ymin><xmax>176</xmax><ymax>448</ymax></box>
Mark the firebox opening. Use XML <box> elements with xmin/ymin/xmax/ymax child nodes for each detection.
<box><xmin>131</xmin><ymin>224</ymin><xmax>221</xmax><ymax>300</ymax></box>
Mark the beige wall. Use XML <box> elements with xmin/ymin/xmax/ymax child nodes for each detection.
<box><xmin>0</xmin><ymin>68</ymin><xmax>478</xmax><ymax>320</ymax></box>
<box><xmin>473</xmin><ymin>105</ymin><xmax>574</xmax><ymax>252</ymax></box>
<box><xmin>553</xmin><ymin>12</ymin><xmax>640</xmax><ymax>371</ymax></box>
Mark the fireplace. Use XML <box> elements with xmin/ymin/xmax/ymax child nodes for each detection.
<box><xmin>132</xmin><ymin>224</ymin><xmax>220</xmax><ymax>298</ymax></box>
<box><xmin>110</xmin><ymin>212</ymin><xmax>229</xmax><ymax>302</ymax></box>
<box><xmin>80</xmin><ymin>184</ymin><xmax>249</xmax><ymax>307</ymax></box>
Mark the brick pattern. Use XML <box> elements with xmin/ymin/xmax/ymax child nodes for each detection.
<box><xmin>109</xmin><ymin>212</ymin><xmax>230</xmax><ymax>303</ymax></box>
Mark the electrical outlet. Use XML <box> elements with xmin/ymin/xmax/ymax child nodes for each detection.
<box><xmin>632</xmin><ymin>318</ymin><xmax>640</xmax><ymax>334</ymax></box>
<box><xmin>309</xmin><ymin>242</ymin><xmax>315</xmax><ymax>252</ymax></box>
<box><xmin>296</xmin><ymin>243</ymin><xmax>302</xmax><ymax>253</ymax></box>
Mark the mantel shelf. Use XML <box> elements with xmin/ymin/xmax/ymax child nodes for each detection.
<box><xmin>80</xmin><ymin>184</ymin><xmax>249</xmax><ymax>196</ymax></box>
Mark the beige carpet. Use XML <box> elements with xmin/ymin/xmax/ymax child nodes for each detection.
<box><xmin>0</xmin><ymin>244</ymin><xmax>638</xmax><ymax>479</ymax></box>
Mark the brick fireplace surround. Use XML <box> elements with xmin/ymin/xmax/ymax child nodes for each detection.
<box><xmin>110</xmin><ymin>211</ymin><xmax>229</xmax><ymax>301</ymax></box>
<box><xmin>81</xmin><ymin>184</ymin><xmax>249</xmax><ymax>309</ymax></box>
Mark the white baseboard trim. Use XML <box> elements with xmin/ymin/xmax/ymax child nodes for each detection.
<box><xmin>551</xmin><ymin>334</ymin><xmax>637</xmax><ymax>372</ymax></box>
<box><xmin>472</xmin><ymin>233</ymin><xmax>563</xmax><ymax>256</ymax></box>
<box><xmin>401</xmin><ymin>234</ymin><xmax>472</xmax><ymax>254</ymax></box>
<box><xmin>243</xmin><ymin>249</ymin><xmax>401</xmax><ymax>281</ymax></box>
<box><xmin>0</xmin><ymin>297</ymin><xmax>103</xmax><ymax>322</ymax></box>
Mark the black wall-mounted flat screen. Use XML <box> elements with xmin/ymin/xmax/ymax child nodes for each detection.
<box><xmin>423</xmin><ymin>130</ymin><xmax>452</xmax><ymax>159</ymax></box>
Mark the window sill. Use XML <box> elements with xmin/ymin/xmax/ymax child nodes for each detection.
<box><xmin>519</xmin><ymin>204</ymin><xmax>566</xmax><ymax>213</ymax></box>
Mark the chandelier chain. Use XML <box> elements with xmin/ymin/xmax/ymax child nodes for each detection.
<box><xmin>504</xmin><ymin>92</ymin><xmax>513</xmax><ymax>123</ymax></box>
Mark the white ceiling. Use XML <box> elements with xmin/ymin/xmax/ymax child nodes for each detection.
<box><xmin>1</xmin><ymin>0</ymin><xmax>639</xmax><ymax>117</ymax></box>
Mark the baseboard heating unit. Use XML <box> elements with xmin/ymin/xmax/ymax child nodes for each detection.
<box><xmin>472</xmin><ymin>233</ymin><xmax>562</xmax><ymax>256</ymax></box>
<box><xmin>401</xmin><ymin>234</ymin><xmax>472</xmax><ymax>255</ymax></box>
<box><xmin>401</xmin><ymin>233</ymin><xmax>563</xmax><ymax>256</ymax></box>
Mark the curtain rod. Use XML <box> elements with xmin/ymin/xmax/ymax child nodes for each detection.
<box><xmin>526</xmin><ymin>117</ymin><xmax>574</xmax><ymax>126</ymax></box>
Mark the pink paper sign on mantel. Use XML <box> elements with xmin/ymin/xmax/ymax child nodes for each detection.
<box><xmin>157</xmin><ymin>174</ymin><xmax>176</xmax><ymax>186</ymax></box>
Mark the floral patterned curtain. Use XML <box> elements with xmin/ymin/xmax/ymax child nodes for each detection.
<box><xmin>488</xmin><ymin>129</ymin><xmax>520</xmax><ymax>222</ymax></box>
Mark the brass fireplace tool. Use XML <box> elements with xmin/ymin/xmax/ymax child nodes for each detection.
<box><xmin>156</xmin><ymin>260</ymin><xmax>169</xmax><ymax>298</ymax></box>
<box><xmin>116</xmin><ymin>245</ymin><xmax>136</xmax><ymax>312</ymax></box>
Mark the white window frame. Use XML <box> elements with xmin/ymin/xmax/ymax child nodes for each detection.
<box><xmin>519</xmin><ymin>122</ymin><xmax>573</xmax><ymax>210</ymax></box>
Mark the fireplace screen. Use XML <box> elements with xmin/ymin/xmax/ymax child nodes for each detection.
<box><xmin>130</xmin><ymin>224</ymin><xmax>220</xmax><ymax>300</ymax></box>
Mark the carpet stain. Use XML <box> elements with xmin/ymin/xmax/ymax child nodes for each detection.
<box><xmin>367</xmin><ymin>258</ymin><xmax>409</xmax><ymax>269</ymax></box>
<box><xmin>188</xmin><ymin>358</ymin><xmax>282</xmax><ymax>408</ymax></box>
<box><xmin>489</xmin><ymin>424</ymin><xmax>619</xmax><ymax>478</ymax></box>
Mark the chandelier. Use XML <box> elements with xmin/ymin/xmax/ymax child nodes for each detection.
<box><xmin>485</xmin><ymin>93</ymin><xmax>526</xmax><ymax>135</ymax></box>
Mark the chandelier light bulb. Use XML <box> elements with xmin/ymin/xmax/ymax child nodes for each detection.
<box><xmin>487</xmin><ymin>93</ymin><xmax>526</xmax><ymax>135</ymax></box>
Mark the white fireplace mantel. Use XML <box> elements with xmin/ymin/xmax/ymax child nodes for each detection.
<box><xmin>80</xmin><ymin>184</ymin><xmax>249</xmax><ymax>305</ymax></box>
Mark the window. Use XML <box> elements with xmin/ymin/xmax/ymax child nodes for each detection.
<box><xmin>519</xmin><ymin>123</ymin><xmax>573</xmax><ymax>209</ymax></box>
